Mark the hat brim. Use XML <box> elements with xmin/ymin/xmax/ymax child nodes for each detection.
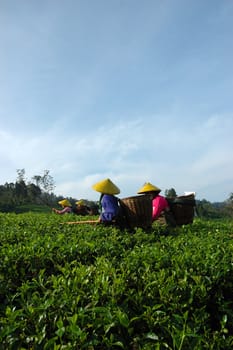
<box><xmin>58</xmin><ymin>199</ymin><xmax>71</xmax><ymax>207</ymax></box>
<box><xmin>137</xmin><ymin>182</ymin><xmax>161</xmax><ymax>194</ymax></box>
<box><xmin>92</xmin><ymin>178</ymin><xmax>120</xmax><ymax>195</ymax></box>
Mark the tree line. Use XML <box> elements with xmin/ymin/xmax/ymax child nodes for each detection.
<box><xmin>0</xmin><ymin>170</ymin><xmax>232</xmax><ymax>218</ymax></box>
<box><xmin>0</xmin><ymin>169</ymin><xmax>96</xmax><ymax>213</ymax></box>
<box><xmin>0</xmin><ymin>169</ymin><xmax>56</xmax><ymax>212</ymax></box>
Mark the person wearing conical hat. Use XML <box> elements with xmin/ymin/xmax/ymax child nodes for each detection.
<box><xmin>137</xmin><ymin>182</ymin><xmax>170</xmax><ymax>221</ymax></box>
<box><xmin>92</xmin><ymin>178</ymin><xmax>120</xmax><ymax>224</ymax></box>
<box><xmin>52</xmin><ymin>199</ymin><xmax>73</xmax><ymax>215</ymax></box>
<box><xmin>73</xmin><ymin>199</ymin><xmax>91</xmax><ymax>216</ymax></box>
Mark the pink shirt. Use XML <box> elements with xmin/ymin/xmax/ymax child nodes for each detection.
<box><xmin>56</xmin><ymin>207</ymin><xmax>72</xmax><ymax>215</ymax></box>
<box><xmin>152</xmin><ymin>195</ymin><xmax>169</xmax><ymax>221</ymax></box>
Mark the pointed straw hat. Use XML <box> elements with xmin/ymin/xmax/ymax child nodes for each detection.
<box><xmin>76</xmin><ymin>200</ymin><xmax>84</xmax><ymax>206</ymax></box>
<box><xmin>137</xmin><ymin>182</ymin><xmax>161</xmax><ymax>194</ymax></box>
<box><xmin>92</xmin><ymin>178</ymin><xmax>120</xmax><ymax>195</ymax></box>
<box><xmin>58</xmin><ymin>199</ymin><xmax>71</xmax><ymax>207</ymax></box>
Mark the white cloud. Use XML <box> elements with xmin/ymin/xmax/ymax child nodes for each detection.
<box><xmin>0</xmin><ymin>111</ymin><xmax>232</xmax><ymax>202</ymax></box>
<box><xmin>0</xmin><ymin>1</ymin><xmax>232</xmax><ymax>203</ymax></box>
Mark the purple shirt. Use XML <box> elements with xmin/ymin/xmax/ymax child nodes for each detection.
<box><xmin>100</xmin><ymin>194</ymin><xmax>119</xmax><ymax>222</ymax></box>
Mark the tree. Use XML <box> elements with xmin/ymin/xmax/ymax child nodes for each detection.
<box><xmin>15</xmin><ymin>180</ymin><xmax>28</xmax><ymax>205</ymax></box>
<box><xmin>16</xmin><ymin>169</ymin><xmax>26</xmax><ymax>183</ymax></box>
<box><xmin>41</xmin><ymin>170</ymin><xmax>55</xmax><ymax>193</ymax></box>
<box><xmin>31</xmin><ymin>175</ymin><xmax>42</xmax><ymax>187</ymax></box>
<box><xmin>0</xmin><ymin>169</ymin><xmax>57</xmax><ymax>212</ymax></box>
<box><xmin>0</xmin><ymin>183</ymin><xmax>16</xmax><ymax>211</ymax></box>
<box><xmin>222</xmin><ymin>192</ymin><xmax>233</xmax><ymax>218</ymax></box>
<box><xmin>164</xmin><ymin>188</ymin><xmax>177</xmax><ymax>198</ymax></box>
<box><xmin>32</xmin><ymin>170</ymin><xmax>55</xmax><ymax>193</ymax></box>
<box><xmin>31</xmin><ymin>170</ymin><xmax>55</xmax><ymax>206</ymax></box>
<box><xmin>228</xmin><ymin>192</ymin><xmax>233</xmax><ymax>203</ymax></box>
<box><xmin>27</xmin><ymin>183</ymin><xmax>41</xmax><ymax>203</ymax></box>
<box><xmin>195</xmin><ymin>199</ymin><xmax>223</xmax><ymax>219</ymax></box>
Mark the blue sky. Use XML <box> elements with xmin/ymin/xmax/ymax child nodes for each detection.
<box><xmin>0</xmin><ymin>0</ymin><xmax>232</xmax><ymax>202</ymax></box>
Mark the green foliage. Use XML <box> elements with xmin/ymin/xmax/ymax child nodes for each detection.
<box><xmin>196</xmin><ymin>199</ymin><xmax>229</xmax><ymax>219</ymax></box>
<box><xmin>1</xmin><ymin>214</ymin><xmax>233</xmax><ymax>348</ymax></box>
<box><xmin>14</xmin><ymin>204</ymin><xmax>52</xmax><ymax>214</ymax></box>
<box><xmin>0</xmin><ymin>170</ymin><xmax>99</xmax><ymax>214</ymax></box>
<box><xmin>165</xmin><ymin>188</ymin><xmax>177</xmax><ymax>198</ymax></box>
<box><xmin>223</xmin><ymin>193</ymin><xmax>233</xmax><ymax>218</ymax></box>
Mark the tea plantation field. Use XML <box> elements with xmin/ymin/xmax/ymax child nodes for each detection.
<box><xmin>0</xmin><ymin>213</ymin><xmax>233</xmax><ymax>349</ymax></box>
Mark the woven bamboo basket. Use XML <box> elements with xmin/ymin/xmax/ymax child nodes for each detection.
<box><xmin>119</xmin><ymin>195</ymin><xmax>152</xmax><ymax>229</ymax></box>
<box><xmin>167</xmin><ymin>194</ymin><xmax>196</xmax><ymax>225</ymax></box>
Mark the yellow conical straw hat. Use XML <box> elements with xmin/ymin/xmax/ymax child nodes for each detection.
<box><xmin>76</xmin><ymin>200</ymin><xmax>84</xmax><ymax>206</ymax></box>
<box><xmin>92</xmin><ymin>178</ymin><xmax>120</xmax><ymax>195</ymax></box>
<box><xmin>58</xmin><ymin>199</ymin><xmax>71</xmax><ymax>207</ymax></box>
<box><xmin>137</xmin><ymin>182</ymin><xmax>161</xmax><ymax>194</ymax></box>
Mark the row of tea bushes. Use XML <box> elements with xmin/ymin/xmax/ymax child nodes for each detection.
<box><xmin>0</xmin><ymin>213</ymin><xmax>233</xmax><ymax>349</ymax></box>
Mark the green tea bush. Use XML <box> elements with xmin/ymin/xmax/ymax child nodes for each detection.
<box><xmin>0</xmin><ymin>213</ymin><xmax>233</xmax><ymax>349</ymax></box>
